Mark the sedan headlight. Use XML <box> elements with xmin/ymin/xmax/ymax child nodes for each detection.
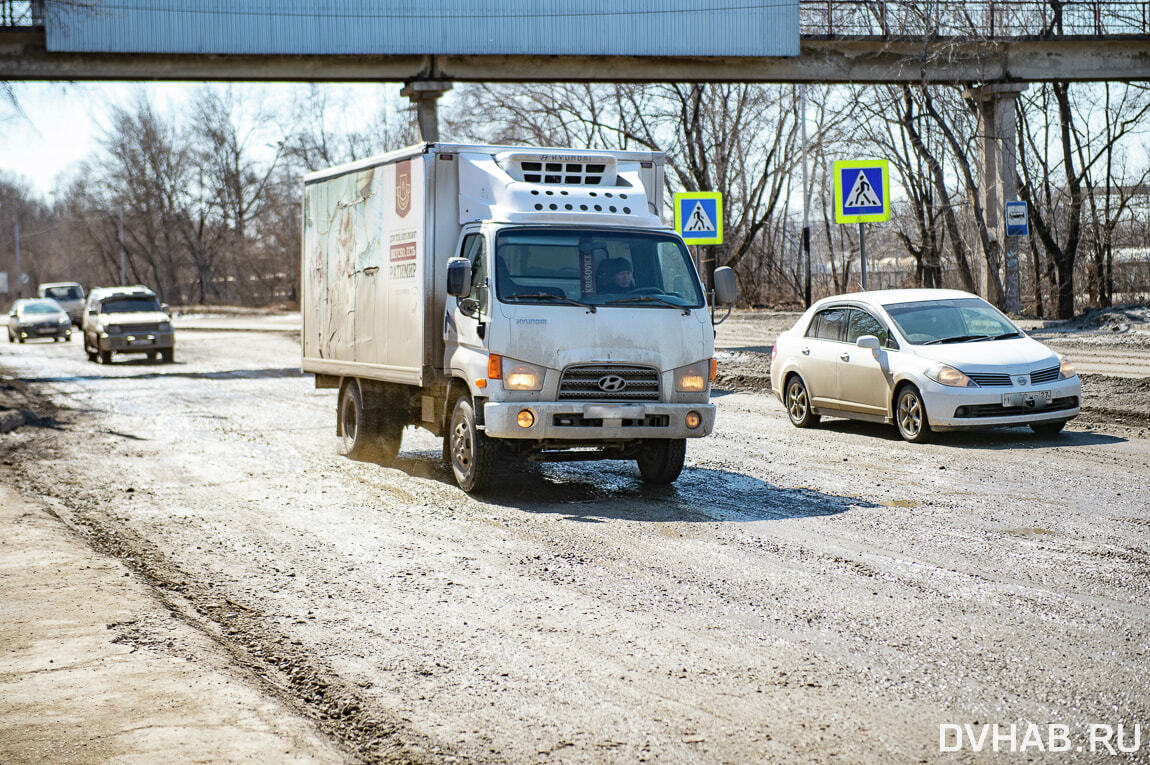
<box><xmin>674</xmin><ymin>360</ymin><xmax>712</xmax><ymax>392</ymax></box>
<box><xmin>925</xmin><ymin>364</ymin><xmax>977</xmax><ymax>388</ymax></box>
<box><xmin>1058</xmin><ymin>356</ymin><xmax>1077</xmax><ymax>380</ymax></box>
<box><xmin>499</xmin><ymin>357</ymin><xmax>546</xmax><ymax>391</ymax></box>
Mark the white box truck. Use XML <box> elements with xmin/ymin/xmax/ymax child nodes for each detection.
<box><xmin>301</xmin><ymin>143</ymin><xmax>736</xmax><ymax>492</ymax></box>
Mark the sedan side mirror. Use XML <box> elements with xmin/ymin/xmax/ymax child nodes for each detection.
<box><xmin>856</xmin><ymin>334</ymin><xmax>881</xmax><ymax>351</ymax></box>
<box><xmin>712</xmin><ymin>266</ymin><xmax>738</xmax><ymax>306</ymax></box>
<box><xmin>446</xmin><ymin>257</ymin><xmax>473</xmax><ymax>297</ymax></box>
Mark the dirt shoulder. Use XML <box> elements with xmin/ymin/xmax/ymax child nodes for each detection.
<box><xmin>0</xmin><ymin>384</ymin><xmax>344</xmax><ymax>764</ymax></box>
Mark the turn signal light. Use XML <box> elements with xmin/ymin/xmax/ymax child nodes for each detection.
<box><xmin>685</xmin><ymin>411</ymin><xmax>702</xmax><ymax>429</ymax></box>
<box><xmin>709</xmin><ymin>358</ymin><xmax>718</xmax><ymax>382</ymax></box>
<box><xmin>488</xmin><ymin>353</ymin><xmax>503</xmax><ymax>379</ymax></box>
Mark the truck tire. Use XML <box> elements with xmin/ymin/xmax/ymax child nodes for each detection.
<box><xmin>636</xmin><ymin>438</ymin><xmax>686</xmax><ymax>484</ymax></box>
<box><xmin>161</xmin><ymin>348</ymin><xmax>174</xmax><ymax>363</ymax></box>
<box><xmin>449</xmin><ymin>397</ymin><xmax>497</xmax><ymax>493</ymax></box>
<box><xmin>98</xmin><ymin>350</ymin><xmax>112</xmax><ymax>364</ymax></box>
<box><xmin>340</xmin><ymin>382</ymin><xmax>380</xmax><ymax>461</ymax></box>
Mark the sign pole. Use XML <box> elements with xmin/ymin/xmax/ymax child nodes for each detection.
<box><xmin>858</xmin><ymin>222</ymin><xmax>867</xmax><ymax>291</ymax></box>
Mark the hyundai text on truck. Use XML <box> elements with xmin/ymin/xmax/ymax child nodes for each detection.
<box><xmin>301</xmin><ymin>143</ymin><xmax>736</xmax><ymax>492</ymax></box>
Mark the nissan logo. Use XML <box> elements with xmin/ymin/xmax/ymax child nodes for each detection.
<box><xmin>597</xmin><ymin>375</ymin><xmax>627</xmax><ymax>392</ymax></box>
<box><xmin>1016</xmin><ymin>376</ymin><xmax>1028</xmax><ymax>386</ymax></box>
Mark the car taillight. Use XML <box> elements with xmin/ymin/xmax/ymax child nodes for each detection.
<box><xmin>770</xmin><ymin>341</ymin><xmax>778</xmax><ymax>360</ymax></box>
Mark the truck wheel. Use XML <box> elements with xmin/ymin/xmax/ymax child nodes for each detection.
<box><xmin>340</xmin><ymin>382</ymin><xmax>380</xmax><ymax>461</ymax></box>
<box><xmin>98</xmin><ymin>350</ymin><xmax>111</xmax><ymax>364</ymax></box>
<box><xmin>636</xmin><ymin>438</ymin><xmax>686</xmax><ymax>484</ymax></box>
<box><xmin>449</xmin><ymin>397</ymin><xmax>496</xmax><ymax>493</ymax></box>
<box><xmin>161</xmin><ymin>348</ymin><xmax>174</xmax><ymax>363</ymax></box>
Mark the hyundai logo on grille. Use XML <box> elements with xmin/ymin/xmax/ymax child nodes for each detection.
<box><xmin>597</xmin><ymin>375</ymin><xmax>627</xmax><ymax>392</ymax></box>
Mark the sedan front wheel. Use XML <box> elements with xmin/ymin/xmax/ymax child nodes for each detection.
<box><xmin>895</xmin><ymin>385</ymin><xmax>931</xmax><ymax>443</ymax></box>
<box><xmin>784</xmin><ymin>375</ymin><xmax>820</xmax><ymax>428</ymax></box>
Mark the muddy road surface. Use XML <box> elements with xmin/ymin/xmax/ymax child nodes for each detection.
<box><xmin>3</xmin><ymin>327</ymin><xmax>1149</xmax><ymax>763</ymax></box>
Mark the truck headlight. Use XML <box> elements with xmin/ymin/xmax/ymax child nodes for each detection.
<box><xmin>58</xmin><ymin>316</ymin><xmax>70</xmax><ymax>325</ymax></box>
<box><xmin>105</xmin><ymin>324</ymin><xmax>121</xmax><ymax>334</ymax></box>
<box><xmin>1058</xmin><ymin>356</ymin><xmax>1077</xmax><ymax>380</ymax></box>
<box><xmin>500</xmin><ymin>358</ymin><xmax>545</xmax><ymax>391</ymax></box>
<box><xmin>925</xmin><ymin>364</ymin><xmax>976</xmax><ymax>388</ymax></box>
<box><xmin>158</xmin><ymin>322</ymin><xmax>172</xmax><ymax>332</ymax></box>
<box><xmin>674</xmin><ymin>360</ymin><xmax>711</xmax><ymax>392</ymax></box>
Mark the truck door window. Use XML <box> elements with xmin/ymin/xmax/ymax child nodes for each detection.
<box><xmin>460</xmin><ymin>233</ymin><xmax>488</xmax><ymax>309</ymax></box>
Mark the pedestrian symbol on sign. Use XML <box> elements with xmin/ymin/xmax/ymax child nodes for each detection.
<box><xmin>846</xmin><ymin>171</ymin><xmax>880</xmax><ymax>208</ymax></box>
<box><xmin>685</xmin><ymin>202</ymin><xmax>714</xmax><ymax>232</ymax></box>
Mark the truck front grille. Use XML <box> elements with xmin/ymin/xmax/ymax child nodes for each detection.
<box><xmin>557</xmin><ymin>365</ymin><xmax>660</xmax><ymax>401</ymax></box>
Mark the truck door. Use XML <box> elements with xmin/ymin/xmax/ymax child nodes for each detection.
<box><xmin>445</xmin><ymin>229</ymin><xmax>490</xmax><ymax>374</ymax></box>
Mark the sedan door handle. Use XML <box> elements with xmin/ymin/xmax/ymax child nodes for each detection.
<box><xmin>840</xmin><ymin>352</ymin><xmax>850</xmax><ymax>361</ymax></box>
<box><xmin>801</xmin><ymin>347</ymin><xmax>810</xmax><ymax>356</ymax></box>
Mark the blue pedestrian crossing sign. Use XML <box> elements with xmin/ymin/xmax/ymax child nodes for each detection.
<box><xmin>833</xmin><ymin>159</ymin><xmax>890</xmax><ymax>223</ymax></box>
<box><xmin>674</xmin><ymin>191</ymin><xmax>723</xmax><ymax>245</ymax></box>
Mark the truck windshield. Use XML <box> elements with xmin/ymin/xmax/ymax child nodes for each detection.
<box><xmin>101</xmin><ymin>297</ymin><xmax>162</xmax><ymax>313</ymax></box>
<box><xmin>44</xmin><ymin>286</ymin><xmax>82</xmax><ymax>301</ymax></box>
<box><xmin>493</xmin><ymin>229</ymin><xmax>705</xmax><ymax>309</ymax></box>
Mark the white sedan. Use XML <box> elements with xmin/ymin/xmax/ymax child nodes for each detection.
<box><xmin>769</xmin><ymin>289</ymin><xmax>1080</xmax><ymax>442</ymax></box>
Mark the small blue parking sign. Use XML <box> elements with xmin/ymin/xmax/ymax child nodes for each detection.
<box><xmin>674</xmin><ymin>191</ymin><xmax>723</xmax><ymax>245</ymax></box>
<box><xmin>833</xmin><ymin>160</ymin><xmax>890</xmax><ymax>223</ymax></box>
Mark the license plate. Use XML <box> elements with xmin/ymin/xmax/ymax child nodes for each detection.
<box><xmin>1003</xmin><ymin>390</ymin><xmax>1052</xmax><ymax>408</ymax></box>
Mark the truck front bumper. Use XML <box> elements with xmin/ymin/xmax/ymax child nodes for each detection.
<box><xmin>483</xmin><ymin>401</ymin><xmax>716</xmax><ymax>440</ymax></box>
<box><xmin>100</xmin><ymin>331</ymin><xmax>174</xmax><ymax>353</ymax></box>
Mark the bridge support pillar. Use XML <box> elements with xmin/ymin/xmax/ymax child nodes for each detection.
<box><xmin>401</xmin><ymin>80</ymin><xmax>452</xmax><ymax>142</ymax></box>
<box><xmin>964</xmin><ymin>82</ymin><xmax>1027</xmax><ymax>313</ymax></box>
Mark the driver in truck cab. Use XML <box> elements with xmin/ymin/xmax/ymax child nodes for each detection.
<box><xmin>598</xmin><ymin>257</ymin><xmax>635</xmax><ymax>292</ymax></box>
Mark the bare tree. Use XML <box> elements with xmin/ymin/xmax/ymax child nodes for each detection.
<box><xmin>1018</xmin><ymin>81</ymin><xmax>1150</xmax><ymax>318</ymax></box>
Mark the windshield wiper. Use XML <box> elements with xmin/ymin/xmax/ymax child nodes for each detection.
<box><xmin>964</xmin><ymin>332</ymin><xmax>1023</xmax><ymax>342</ymax></box>
<box><xmin>923</xmin><ymin>334</ymin><xmax>987</xmax><ymax>345</ymax></box>
<box><xmin>602</xmin><ymin>295</ymin><xmax>691</xmax><ymax>314</ymax></box>
<box><xmin>506</xmin><ymin>292</ymin><xmax>596</xmax><ymax>313</ymax></box>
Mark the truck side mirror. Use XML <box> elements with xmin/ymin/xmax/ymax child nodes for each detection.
<box><xmin>712</xmin><ymin>266</ymin><xmax>738</xmax><ymax>306</ymax></box>
<box><xmin>446</xmin><ymin>258</ymin><xmax>472</xmax><ymax>297</ymax></box>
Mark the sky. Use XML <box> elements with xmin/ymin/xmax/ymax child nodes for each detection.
<box><xmin>0</xmin><ymin>81</ymin><xmax>408</xmax><ymax>201</ymax></box>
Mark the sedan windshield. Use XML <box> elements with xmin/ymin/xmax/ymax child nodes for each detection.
<box><xmin>493</xmin><ymin>229</ymin><xmax>704</xmax><ymax>309</ymax></box>
<box><xmin>22</xmin><ymin>302</ymin><xmax>62</xmax><ymax>315</ymax></box>
<box><xmin>883</xmin><ymin>297</ymin><xmax>1021</xmax><ymax>345</ymax></box>
<box><xmin>102</xmin><ymin>297</ymin><xmax>162</xmax><ymax>313</ymax></box>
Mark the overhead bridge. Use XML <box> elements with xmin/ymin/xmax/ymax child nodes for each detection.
<box><xmin>2</xmin><ymin>1</ymin><xmax>1149</xmax><ymax>84</ymax></box>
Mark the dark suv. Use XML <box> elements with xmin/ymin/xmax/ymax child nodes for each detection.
<box><xmin>82</xmin><ymin>286</ymin><xmax>175</xmax><ymax>364</ymax></box>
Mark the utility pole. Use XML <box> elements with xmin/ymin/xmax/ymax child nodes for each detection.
<box><xmin>118</xmin><ymin>208</ymin><xmax>125</xmax><ymax>284</ymax></box>
<box><xmin>799</xmin><ymin>85</ymin><xmax>812</xmax><ymax>307</ymax></box>
<box><xmin>14</xmin><ymin>220</ymin><xmax>21</xmax><ymax>299</ymax></box>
